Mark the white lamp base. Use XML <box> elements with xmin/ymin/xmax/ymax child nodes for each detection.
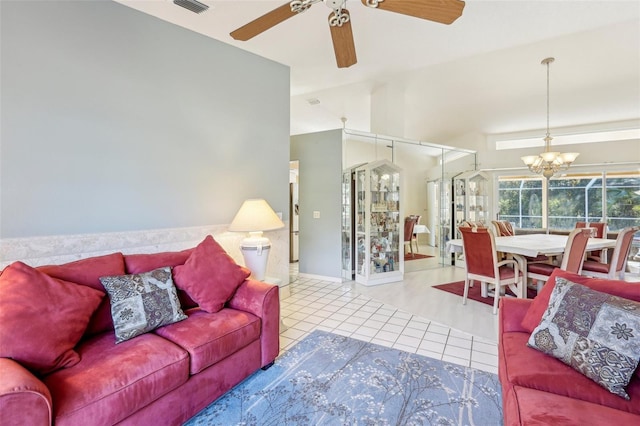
<box><xmin>240</xmin><ymin>233</ymin><xmax>271</xmax><ymax>281</ymax></box>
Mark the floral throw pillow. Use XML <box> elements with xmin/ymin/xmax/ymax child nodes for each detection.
<box><xmin>100</xmin><ymin>267</ymin><xmax>187</xmax><ymax>344</ymax></box>
<box><xmin>528</xmin><ymin>277</ymin><xmax>640</xmax><ymax>399</ymax></box>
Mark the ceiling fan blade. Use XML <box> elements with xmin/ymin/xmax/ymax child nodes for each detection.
<box><xmin>362</xmin><ymin>0</ymin><xmax>465</xmax><ymax>25</ymax></box>
<box><xmin>230</xmin><ymin>3</ymin><xmax>299</xmax><ymax>41</ymax></box>
<box><xmin>329</xmin><ymin>10</ymin><xmax>357</xmax><ymax>68</ymax></box>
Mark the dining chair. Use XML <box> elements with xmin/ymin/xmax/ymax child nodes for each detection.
<box><xmin>527</xmin><ymin>228</ymin><xmax>592</xmax><ymax>293</ymax></box>
<box><xmin>458</xmin><ymin>226</ymin><xmax>524</xmax><ymax>314</ymax></box>
<box><xmin>491</xmin><ymin>220</ymin><xmax>517</xmax><ymax>261</ymax></box>
<box><xmin>410</xmin><ymin>215</ymin><xmax>422</xmax><ymax>253</ymax></box>
<box><xmin>575</xmin><ymin>221</ymin><xmax>607</xmax><ymax>262</ymax></box>
<box><xmin>403</xmin><ymin>217</ymin><xmax>418</xmax><ymax>256</ymax></box>
<box><xmin>491</xmin><ymin>220</ymin><xmax>515</xmax><ymax>236</ymax></box>
<box><xmin>492</xmin><ymin>219</ymin><xmax>548</xmax><ymax>264</ymax></box>
<box><xmin>581</xmin><ymin>226</ymin><xmax>639</xmax><ymax>280</ymax></box>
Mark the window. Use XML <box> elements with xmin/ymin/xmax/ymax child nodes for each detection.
<box><xmin>606</xmin><ymin>174</ymin><xmax>640</xmax><ymax>231</ymax></box>
<box><xmin>497</xmin><ymin>178</ymin><xmax>542</xmax><ymax>228</ymax></box>
<box><xmin>548</xmin><ymin>175</ymin><xmax>603</xmax><ymax>230</ymax></box>
<box><xmin>498</xmin><ymin>171</ymin><xmax>640</xmax><ymax>232</ymax></box>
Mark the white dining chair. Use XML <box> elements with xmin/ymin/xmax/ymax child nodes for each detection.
<box><xmin>581</xmin><ymin>226</ymin><xmax>639</xmax><ymax>280</ymax></box>
<box><xmin>527</xmin><ymin>228</ymin><xmax>592</xmax><ymax>293</ymax></box>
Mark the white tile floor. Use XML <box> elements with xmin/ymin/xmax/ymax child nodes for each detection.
<box><xmin>279</xmin><ymin>252</ymin><xmax>499</xmax><ymax>374</ymax></box>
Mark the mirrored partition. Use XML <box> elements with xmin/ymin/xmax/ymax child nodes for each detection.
<box><xmin>341</xmin><ymin>129</ymin><xmax>478</xmax><ymax>275</ymax></box>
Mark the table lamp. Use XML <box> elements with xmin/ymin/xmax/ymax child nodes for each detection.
<box><xmin>229</xmin><ymin>199</ymin><xmax>285</xmax><ymax>281</ymax></box>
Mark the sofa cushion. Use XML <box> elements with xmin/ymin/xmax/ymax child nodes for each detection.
<box><xmin>0</xmin><ymin>262</ymin><xmax>104</xmax><ymax>375</ymax></box>
<box><xmin>124</xmin><ymin>249</ymin><xmax>197</xmax><ymax>308</ymax></box>
<box><xmin>527</xmin><ymin>278</ymin><xmax>640</xmax><ymax>399</ymax></box>
<box><xmin>124</xmin><ymin>249</ymin><xmax>194</xmax><ymax>273</ymax></box>
<box><xmin>100</xmin><ymin>267</ymin><xmax>187</xmax><ymax>344</ymax></box>
<box><xmin>506</xmin><ymin>385</ymin><xmax>640</xmax><ymax>426</ymax></box>
<box><xmin>154</xmin><ymin>307</ymin><xmax>261</xmax><ymax>375</ymax></box>
<box><xmin>500</xmin><ymin>331</ymin><xmax>640</xmax><ymax>414</ymax></box>
<box><xmin>522</xmin><ymin>269</ymin><xmax>640</xmax><ymax>333</ymax></box>
<box><xmin>37</xmin><ymin>253</ymin><xmax>126</xmax><ymax>336</ymax></box>
<box><xmin>172</xmin><ymin>236</ymin><xmax>250</xmax><ymax>313</ymax></box>
<box><xmin>44</xmin><ymin>332</ymin><xmax>189</xmax><ymax>425</ymax></box>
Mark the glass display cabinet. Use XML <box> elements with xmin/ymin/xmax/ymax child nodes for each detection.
<box><xmin>354</xmin><ymin>160</ymin><xmax>403</xmax><ymax>285</ymax></box>
<box><xmin>341</xmin><ymin>168</ymin><xmax>354</xmax><ymax>280</ymax></box>
<box><xmin>451</xmin><ymin>170</ymin><xmax>490</xmax><ymax>266</ymax></box>
<box><xmin>452</xmin><ymin>170</ymin><xmax>490</xmax><ymax>238</ymax></box>
<box><xmin>438</xmin><ymin>178</ymin><xmax>452</xmax><ymax>263</ymax></box>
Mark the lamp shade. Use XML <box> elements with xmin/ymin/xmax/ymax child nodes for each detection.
<box><xmin>228</xmin><ymin>199</ymin><xmax>284</xmax><ymax>232</ymax></box>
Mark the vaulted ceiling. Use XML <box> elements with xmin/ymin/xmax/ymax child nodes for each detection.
<box><xmin>116</xmin><ymin>1</ymin><xmax>640</xmax><ymax>143</ymax></box>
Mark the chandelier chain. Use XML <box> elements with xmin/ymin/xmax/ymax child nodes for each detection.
<box><xmin>546</xmin><ymin>58</ymin><xmax>550</xmax><ymax>142</ymax></box>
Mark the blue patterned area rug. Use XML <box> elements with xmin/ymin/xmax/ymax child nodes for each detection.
<box><xmin>185</xmin><ymin>330</ymin><xmax>503</xmax><ymax>425</ymax></box>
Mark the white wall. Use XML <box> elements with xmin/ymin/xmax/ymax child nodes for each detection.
<box><xmin>1</xmin><ymin>0</ymin><xmax>289</xmax><ymax>236</ymax></box>
<box><xmin>290</xmin><ymin>129</ymin><xmax>343</xmax><ymax>280</ymax></box>
<box><xmin>0</xmin><ymin>1</ymin><xmax>291</xmax><ymax>282</ymax></box>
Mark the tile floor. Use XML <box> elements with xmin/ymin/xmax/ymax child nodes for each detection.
<box><xmin>278</xmin><ymin>242</ymin><xmax>640</xmax><ymax>376</ymax></box>
<box><xmin>278</xmin><ymin>255</ymin><xmax>499</xmax><ymax>374</ymax></box>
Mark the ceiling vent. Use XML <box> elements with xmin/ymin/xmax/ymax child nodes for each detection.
<box><xmin>173</xmin><ymin>0</ymin><xmax>209</xmax><ymax>14</ymax></box>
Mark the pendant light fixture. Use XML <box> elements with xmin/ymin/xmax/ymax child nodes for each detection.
<box><xmin>521</xmin><ymin>57</ymin><xmax>579</xmax><ymax>179</ymax></box>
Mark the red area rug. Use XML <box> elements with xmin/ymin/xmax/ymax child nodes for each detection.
<box><xmin>432</xmin><ymin>281</ymin><xmax>536</xmax><ymax>306</ymax></box>
<box><xmin>404</xmin><ymin>253</ymin><xmax>434</xmax><ymax>261</ymax></box>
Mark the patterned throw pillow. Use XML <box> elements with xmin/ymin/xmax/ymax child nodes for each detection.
<box><xmin>100</xmin><ymin>267</ymin><xmax>187</xmax><ymax>344</ymax></box>
<box><xmin>528</xmin><ymin>277</ymin><xmax>640</xmax><ymax>399</ymax></box>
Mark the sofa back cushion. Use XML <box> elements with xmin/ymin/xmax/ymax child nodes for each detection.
<box><xmin>0</xmin><ymin>261</ymin><xmax>104</xmax><ymax>375</ymax></box>
<box><xmin>124</xmin><ymin>248</ymin><xmax>197</xmax><ymax>309</ymax></box>
<box><xmin>37</xmin><ymin>252</ymin><xmax>125</xmax><ymax>337</ymax></box>
<box><xmin>522</xmin><ymin>269</ymin><xmax>640</xmax><ymax>334</ymax></box>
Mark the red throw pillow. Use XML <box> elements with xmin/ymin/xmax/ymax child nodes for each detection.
<box><xmin>0</xmin><ymin>262</ymin><xmax>104</xmax><ymax>375</ymax></box>
<box><xmin>172</xmin><ymin>236</ymin><xmax>250</xmax><ymax>313</ymax></box>
<box><xmin>522</xmin><ymin>269</ymin><xmax>640</xmax><ymax>333</ymax></box>
<box><xmin>38</xmin><ymin>253</ymin><xmax>125</xmax><ymax>336</ymax></box>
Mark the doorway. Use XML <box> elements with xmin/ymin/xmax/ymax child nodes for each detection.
<box><xmin>289</xmin><ymin>161</ymin><xmax>299</xmax><ymax>263</ymax></box>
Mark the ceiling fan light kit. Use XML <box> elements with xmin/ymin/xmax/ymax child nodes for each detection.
<box><xmin>230</xmin><ymin>0</ymin><xmax>466</xmax><ymax>68</ymax></box>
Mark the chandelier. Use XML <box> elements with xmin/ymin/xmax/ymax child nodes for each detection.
<box><xmin>521</xmin><ymin>57</ymin><xmax>579</xmax><ymax>179</ymax></box>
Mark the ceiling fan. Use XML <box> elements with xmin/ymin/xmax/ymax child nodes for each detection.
<box><xmin>230</xmin><ymin>0</ymin><xmax>466</xmax><ymax>68</ymax></box>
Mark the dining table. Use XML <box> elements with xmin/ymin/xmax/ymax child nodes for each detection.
<box><xmin>446</xmin><ymin>233</ymin><xmax>617</xmax><ymax>298</ymax></box>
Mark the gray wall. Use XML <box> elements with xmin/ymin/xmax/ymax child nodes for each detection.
<box><xmin>0</xmin><ymin>0</ymin><xmax>290</xmax><ymax>238</ymax></box>
<box><xmin>291</xmin><ymin>129</ymin><xmax>343</xmax><ymax>279</ymax></box>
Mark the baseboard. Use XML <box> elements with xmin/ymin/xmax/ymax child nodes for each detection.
<box><xmin>297</xmin><ymin>272</ymin><xmax>343</xmax><ymax>283</ymax></box>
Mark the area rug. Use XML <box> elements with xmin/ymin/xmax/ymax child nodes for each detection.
<box><xmin>404</xmin><ymin>253</ymin><xmax>434</xmax><ymax>261</ymax></box>
<box><xmin>185</xmin><ymin>330</ymin><xmax>502</xmax><ymax>425</ymax></box>
<box><xmin>433</xmin><ymin>281</ymin><xmax>536</xmax><ymax>306</ymax></box>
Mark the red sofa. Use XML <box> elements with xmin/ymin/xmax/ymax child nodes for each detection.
<box><xmin>498</xmin><ymin>269</ymin><xmax>640</xmax><ymax>425</ymax></box>
<box><xmin>0</xmin><ymin>238</ymin><xmax>280</xmax><ymax>425</ymax></box>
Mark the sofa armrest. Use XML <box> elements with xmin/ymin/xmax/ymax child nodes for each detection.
<box><xmin>0</xmin><ymin>358</ymin><xmax>52</xmax><ymax>426</ymax></box>
<box><xmin>228</xmin><ymin>279</ymin><xmax>280</xmax><ymax>368</ymax></box>
<box><xmin>499</xmin><ymin>297</ymin><xmax>533</xmax><ymax>334</ymax></box>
